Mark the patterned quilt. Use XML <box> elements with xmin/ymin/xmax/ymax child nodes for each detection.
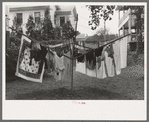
<box><xmin>15</xmin><ymin>36</ymin><xmax>45</xmax><ymax>83</ymax></box>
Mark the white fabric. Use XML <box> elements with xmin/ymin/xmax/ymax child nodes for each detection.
<box><xmin>54</xmin><ymin>52</ymin><xmax>65</xmax><ymax>71</ymax></box>
<box><xmin>86</xmin><ymin>68</ymin><xmax>96</xmax><ymax>77</ymax></box>
<box><xmin>96</xmin><ymin>61</ymin><xmax>107</xmax><ymax>79</ymax></box>
<box><xmin>19</xmin><ymin>47</ymin><xmax>40</xmax><ymax>74</ymax></box>
<box><xmin>104</xmin><ymin>50</ymin><xmax>115</xmax><ymax>77</ymax></box>
<box><xmin>96</xmin><ymin>47</ymin><xmax>107</xmax><ymax>79</ymax></box>
<box><xmin>53</xmin><ymin>52</ymin><xmax>65</xmax><ymax>81</ymax></box>
<box><xmin>120</xmin><ymin>37</ymin><xmax>127</xmax><ymax>69</ymax></box>
<box><xmin>75</xmin><ymin>60</ymin><xmax>86</xmax><ymax>74</ymax></box>
<box><xmin>112</xmin><ymin>40</ymin><xmax>121</xmax><ymax>75</ymax></box>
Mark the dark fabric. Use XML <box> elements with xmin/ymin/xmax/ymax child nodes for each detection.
<box><xmin>55</xmin><ymin>47</ymin><xmax>63</xmax><ymax>57</ymax></box>
<box><xmin>96</xmin><ymin>56</ymin><xmax>101</xmax><ymax>69</ymax></box>
<box><xmin>64</xmin><ymin>46</ymin><xmax>70</xmax><ymax>53</ymax></box>
<box><xmin>77</xmin><ymin>54</ymin><xmax>85</xmax><ymax>62</ymax></box>
<box><xmin>105</xmin><ymin>44</ymin><xmax>114</xmax><ymax>58</ymax></box>
<box><xmin>86</xmin><ymin>60</ymin><xmax>94</xmax><ymax>70</ymax></box>
<box><xmin>95</xmin><ymin>46</ymin><xmax>104</xmax><ymax>57</ymax></box>
<box><xmin>86</xmin><ymin>51</ymin><xmax>93</xmax><ymax>64</ymax></box>
<box><xmin>86</xmin><ymin>51</ymin><xmax>96</xmax><ymax>68</ymax></box>
<box><xmin>29</xmin><ymin>44</ymin><xmax>47</xmax><ymax>72</ymax></box>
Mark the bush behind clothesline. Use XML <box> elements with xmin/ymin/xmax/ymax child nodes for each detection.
<box><xmin>6</xmin><ymin>37</ymin><xmax>20</xmax><ymax>81</ymax></box>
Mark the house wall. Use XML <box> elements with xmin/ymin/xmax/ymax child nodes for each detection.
<box><xmin>9</xmin><ymin>10</ymin><xmax>45</xmax><ymax>34</ymax></box>
<box><xmin>55</xmin><ymin>10</ymin><xmax>76</xmax><ymax>29</ymax></box>
<box><xmin>9</xmin><ymin>6</ymin><xmax>77</xmax><ymax>34</ymax></box>
<box><xmin>56</xmin><ymin>14</ymin><xmax>69</xmax><ymax>26</ymax></box>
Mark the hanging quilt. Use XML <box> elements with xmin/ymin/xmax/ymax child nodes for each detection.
<box><xmin>15</xmin><ymin>36</ymin><xmax>45</xmax><ymax>83</ymax></box>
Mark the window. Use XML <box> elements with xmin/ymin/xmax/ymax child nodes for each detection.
<box><xmin>34</xmin><ymin>12</ymin><xmax>40</xmax><ymax>23</ymax></box>
<box><xmin>17</xmin><ymin>13</ymin><xmax>22</xmax><ymax>24</ymax></box>
<box><xmin>60</xmin><ymin>17</ymin><xmax>65</xmax><ymax>26</ymax></box>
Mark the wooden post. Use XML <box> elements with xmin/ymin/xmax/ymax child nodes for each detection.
<box><xmin>70</xmin><ymin>13</ymin><xmax>78</xmax><ymax>90</ymax></box>
<box><xmin>71</xmin><ymin>40</ymin><xmax>74</xmax><ymax>90</ymax></box>
<box><xmin>128</xmin><ymin>8</ymin><xmax>132</xmax><ymax>43</ymax></box>
<box><xmin>84</xmin><ymin>41</ymin><xmax>87</xmax><ymax>74</ymax></box>
<box><xmin>74</xmin><ymin>14</ymin><xmax>78</xmax><ymax>44</ymax></box>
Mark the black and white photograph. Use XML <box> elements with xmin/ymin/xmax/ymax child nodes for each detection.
<box><xmin>3</xmin><ymin>2</ymin><xmax>147</xmax><ymax>120</ymax></box>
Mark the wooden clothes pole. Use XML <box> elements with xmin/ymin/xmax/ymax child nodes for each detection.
<box><xmin>71</xmin><ymin>14</ymin><xmax>78</xmax><ymax>90</ymax></box>
<box><xmin>71</xmin><ymin>40</ymin><xmax>74</xmax><ymax>90</ymax></box>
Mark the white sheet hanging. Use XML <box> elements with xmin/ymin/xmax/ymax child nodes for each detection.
<box><xmin>120</xmin><ymin>37</ymin><xmax>127</xmax><ymax>69</ymax></box>
<box><xmin>75</xmin><ymin>60</ymin><xmax>86</xmax><ymax>74</ymax></box>
<box><xmin>112</xmin><ymin>40</ymin><xmax>121</xmax><ymax>75</ymax></box>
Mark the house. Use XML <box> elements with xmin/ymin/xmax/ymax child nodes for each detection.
<box><xmin>116</xmin><ymin>6</ymin><xmax>137</xmax><ymax>43</ymax></box>
<box><xmin>7</xmin><ymin>5</ymin><xmax>78</xmax><ymax>34</ymax></box>
<box><xmin>116</xmin><ymin>5</ymin><xmax>144</xmax><ymax>53</ymax></box>
<box><xmin>76</xmin><ymin>34</ymin><xmax>90</xmax><ymax>48</ymax></box>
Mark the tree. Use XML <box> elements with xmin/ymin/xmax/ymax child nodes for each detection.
<box><xmin>96</xmin><ymin>27</ymin><xmax>110</xmax><ymax>35</ymax></box>
<box><xmin>26</xmin><ymin>14</ymin><xmax>35</xmax><ymax>38</ymax></box>
<box><xmin>62</xmin><ymin>20</ymin><xmax>75</xmax><ymax>40</ymax></box>
<box><xmin>42</xmin><ymin>7</ymin><xmax>54</xmax><ymax>40</ymax></box>
<box><xmin>86</xmin><ymin>5</ymin><xmax>115</xmax><ymax>30</ymax></box>
<box><xmin>54</xmin><ymin>26</ymin><xmax>61</xmax><ymax>40</ymax></box>
<box><xmin>11</xmin><ymin>14</ymin><xmax>23</xmax><ymax>38</ymax></box>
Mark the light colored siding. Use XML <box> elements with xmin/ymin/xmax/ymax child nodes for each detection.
<box><xmin>9</xmin><ymin>10</ymin><xmax>44</xmax><ymax>34</ymax></box>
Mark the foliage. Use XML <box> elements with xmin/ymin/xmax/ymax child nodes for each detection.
<box><xmin>54</xmin><ymin>26</ymin><xmax>61</xmax><ymax>40</ymax></box>
<box><xmin>42</xmin><ymin>7</ymin><xmax>54</xmax><ymax>40</ymax></box>
<box><xmin>96</xmin><ymin>27</ymin><xmax>110</xmax><ymax>35</ymax></box>
<box><xmin>86</xmin><ymin>5</ymin><xmax>115</xmax><ymax>30</ymax></box>
<box><xmin>26</xmin><ymin>14</ymin><xmax>35</xmax><ymax>37</ymax></box>
<box><xmin>62</xmin><ymin>20</ymin><xmax>75</xmax><ymax>40</ymax></box>
<box><xmin>6</xmin><ymin>37</ymin><xmax>21</xmax><ymax>80</ymax></box>
<box><xmin>11</xmin><ymin>14</ymin><xmax>23</xmax><ymax>38</ymax></box>
<box><xmin>26</xmin><ymin>14</ymin><xmax>43</xmax><ymax>41</ymax></box>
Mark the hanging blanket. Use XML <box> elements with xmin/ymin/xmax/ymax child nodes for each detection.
<box><xmin>15</xmin><ymin>36</ymin><xmax>45</xmax><ymax>83</ymax></box>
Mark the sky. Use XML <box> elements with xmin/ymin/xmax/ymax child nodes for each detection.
<box><xmin>76</xmin><ymin>5</ymin><xmax>118</xmax><ymax>36</ymax></box>
<box><xmin>6</xmin><ymin>3</ymin><xmax>119</xmax><ymax>36</ymax></box>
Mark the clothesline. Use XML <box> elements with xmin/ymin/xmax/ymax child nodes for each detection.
<box><xmin>8</xmin><ymin>26</ymin><xmax>132</xmax><ymax>61</ymax></box>
<box><xmin>73</xmin><ymin>33</ymin><xmax>131</xmax><ymax>60</ymax></box>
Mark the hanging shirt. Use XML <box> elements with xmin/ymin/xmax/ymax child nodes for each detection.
<box><xmin>54</xmin><ymin>52</ymin><xmax>65</xmax><ymax>71</ymax></box>
<box><xmin>53</xmin><ymin>52</ymin><xmax>65</xmax><ymax>81</ymax></box>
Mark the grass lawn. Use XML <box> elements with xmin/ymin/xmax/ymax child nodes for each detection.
<box><xmin>6</xmin><ymin>51</ymin><xmax>144</xmax><ymax>100</ymax></box>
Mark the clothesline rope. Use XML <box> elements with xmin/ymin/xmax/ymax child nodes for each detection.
<box><xmin>8</xmin><ymin>26</ymin><xmax>132</xmax><ymax>60</ymax></box>
<box><xmin>73</xmin><ymin>33</ymin><xmax>131</xmax><ymax>60</ymax></box>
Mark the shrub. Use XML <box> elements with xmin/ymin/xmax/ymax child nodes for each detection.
<box><xmin>6</xmin><ymin>37</ymin><xmax>20</xmax><ymax>81</ymax></box>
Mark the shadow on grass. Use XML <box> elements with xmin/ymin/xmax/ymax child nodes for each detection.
<box><xmin>13</xmin><ymin>87</ymin><xmax>132</xmax><ymax>100</ymax></box>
